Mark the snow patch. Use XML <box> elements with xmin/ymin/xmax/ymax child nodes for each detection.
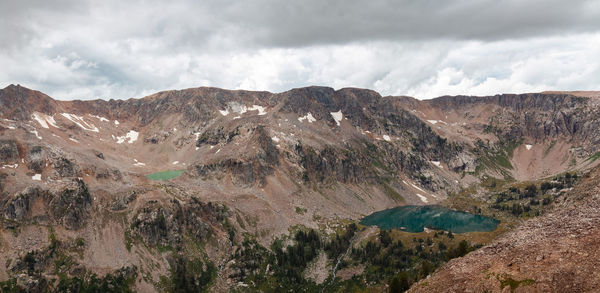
<box><xmin>298</xmin><ymin>113</ymin><xmax>317</xmax><ymax>123</ymax></box>
<box><xmin>69</xmin><ymin>138</ymin><xmax>79</xmax><ymax>143</ymax></box>
<box><xmin>193</xmin><ymin>132</ymin><xmax>201</xmax><ymax>140</ymax></box>
<box><xmin>60</xmin><ymin>113</ymin><xmax>99</xmax><ymax>132</ymax></box>
<box><xmin>115</xmin><ymin>130</ymin><xmax>139</xmax><ymax>144</ymax></box>
<box><xmin>271</xmin><ymin>136</ymin><xmax>280</xmax><ymax>143</ymax></box>
<box><xmin>215</xmin><ymin>149</ymin><xmax>221</xmax><ymax>154</ymax></box>
<box><xmin>90</xmin><ymin>115</ymin><xmax>109</xmax><ymax>122</ymax></box>
<box><xmin>248</xmin><ymin>105</ymin><xmax>267</xmax><ymax>115</ymax></box>
<box><xmin>2</xmin><ymin>164</ymin><xmax>18</xmax><ymax>169</ymax></box>
<box><xmin>133</xmin><ymin>159</ymin><xmax>145</xmax><ymax>166</ymax></box>
<box><xmin>114</xmin><ymin>120</ymin><xmax>120</xmax><ymax>125</ymax></box>
<box><xmin>416</xmin><ymin>194</ymin><xmax>428</xmax><ymax>203</ymax></box>
<box><xmin>233</xmin><ymin>116</ymin><xmax>241</xmax><ymax>119</ymax></box>
<box><xmin>29</xmin><ymin>130</ymin><xmax>42</xmax><ymax>140</ymax></box>
<box><xmin>195</xmin><ymin>147</ymin><xmax>200</xmax><ymax>150</ymax></box>
<box><xmin>219</xmin><ymin>109</ymin><xmax>229</xmax><ymax>116</ymax></box>
<box><xmin>525</xmin><ymin>144</ymin><xmax>532</xmax><ymax>150</ymax></box>
<box><xmin>32</xmin><ymin>112</ymin><xmax>59</xmax><ymax>128</ymax></box>
<box><xmin>410</xmin><ymin>182</ymin><xmax>427</xmax><ymax>194</ymax></box>
<box><xmin>32</xmin><ymin>174</ymin><xmax>42</xmax><ymax>181</ymax></box>
<box><xmin>431</xmin><ymin>161</ymin><xmax>443</xmax><ymax>169</ymax></box>
<box><xmin>330</xmin><ymin>110</ymin><xmax>343</xmax><ymax>126</ymax></box>
<box><xmin>382</xmin><ymin>135</ymin><xmax>391</xmax><ymax>141</ymax></box>
<box><xmin>426</xmin><ymin>120</ymin><xmax>438</xmax><ymax>124</ymax></box>
<box><xmin>172</xmin><ymin>161</ymin><xmax>179</xmax><ymax>165</ymax></box>
<box><xmin>32</xmin><ymin>113</ymin><xmax>49</xmax><ymax>128</ymax></box>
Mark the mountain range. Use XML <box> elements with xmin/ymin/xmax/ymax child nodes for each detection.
<box><xmin>1</xmin><ymin>84</ymin><xmax>599</xmax><ymax>292</ymax></box>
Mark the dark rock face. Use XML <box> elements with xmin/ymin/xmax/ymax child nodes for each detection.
<box><xmin>196</xmin><ymin>126</ymin><xmax>239</xmax><ymax>147</ymax></box>
<box><xmin>52</xmin><ymin>156</ymin><xmax>77</xmax><ymax>178</ymax></box>
<box><xmin>2</xmin><ymin>186</ymin><xmax>45</xmax><ymax>223</ymax></box>
<box><xmin>26</xmin><ymin>146</ymin><xmax>45</xmax><ymax>173</ymax></box>
<box><xmin>429</xmin><ymin>93</ymin><xmax>600</xmax><ymax>147</ymax></box>
<box><xmin>193</xmin><ymin>125</ymin><xmax>278</xmax><ymax>186</ymax></box>
<box><xmin>2</xmin><ymin>180</ymin><xmax>92</xmax><ymax>230</ymax></box>
<box><xmin>132</xmin><ymin>198</ymin><xmax>231</xmax><ymax>247</ymax></box>
<box><xmin>133</xmin><ymin>202</ymin><xmax>182</xmax><ymax>247</ymax></box>
<box><xmin>294</xmin><ymin>140</ymin><xmax>430</xmax><ymax>186</ymax></box>
<box><xmin>110</xmin><ymin>191</ymin><xmax>138</xmax><ymax>211</ymax></box>
<box><xmin>48</xmin><ymin>179</ymin><xmax>93</xmax><ymax>230</ymax></box>
<box><xmin>93</xmin><ymin>150</ymin><xmax>104</xmax><ymax>159</ymax></box>
<box><xmin>0</xmin><ymin>139</ymin><xmax>19</xmax><ymax>164</ymax></box>
<box><xmin>95</xmin><ymin>168</ymin><xmax>122</xmax><ymax>181</ymax></box>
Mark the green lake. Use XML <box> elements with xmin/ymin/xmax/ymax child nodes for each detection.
<box><xmin>146</xmin><ymin>170</ymin><xmax>185</xmax><ymax>181</ymax></box>
<box><xmin>360</xmin><ymin>205</ymin><xmax>499</xmax><ymax>233</ymax></box>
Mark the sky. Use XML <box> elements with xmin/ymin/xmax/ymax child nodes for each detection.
<box><xmin>1</xmin><ymin>0</ymin><xmax>600</xmax><ymax>100</ymax></box>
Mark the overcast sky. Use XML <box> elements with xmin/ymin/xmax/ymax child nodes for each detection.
<box><xmin>1</xmin><ymin>0</ymin><xmax>599</xmax><ymax>100</ymax></box>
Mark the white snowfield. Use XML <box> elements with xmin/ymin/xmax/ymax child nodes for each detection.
<box><xmin>114</xmin><ymin>120</ymin><xmax>120</xmax><ymax>125</ymax></box>
<box><xmin>133</xmin><ymin>159</ymin><xmax>145</xmax><ymax>166</ymax></box>
<box><xmin>383</xmin><ymin>135</ymin><xmax>391</xmax><ymax>141</ymax></box>
<box><xmin>221</xmin><ymin>103</ymin><xmax>267</xmax><ymax>116</ymax></box>
<box><xmin>60</xmin><ymin>113</ymin><xmax>99</xmax><ymax>132</ymax></box>
<box><xmin>2</xmin><ymin>164</ymin><xmax>18</xmax><ymax>169</ymax></box>
<box><xmin>330</xmin><ymin>110</ymin><xmax>343</xmax><ymax>126</ymax></box>
<box><xmin>431</xmin><ymin>161</ymin><xmax>443</xmax><ymax>169</ymax></box>
<box><xmin>32</xmin><ymin>174</ymin><xmax>42</xmax><ymax>181</ymax></box>
<box><xmin>416</xmin><ymin>194</ymin><xmax>428</xmax><ymax>203</ymax></box>
<box><xmin>32</xmin><ymin>112</ymin><xmax>59</xmax><ymax>129</ymax></box>
<box><xmin>90</xmin><ymin>114</ymin><xmax>109</xmax><ymax>122</ymax></box>
<box><xmin>116</xmin><ymin>130</ymin><xmax>139</xmax><ymax>144</ymax></box>
<box><xmin>298</xmin><ymin>113</ymin><xmax>316</xmax><ymax>123</ymax></box>
<box><xmin>247</xmin><ymin>105</ymin><xmax>267</xmax><ymax>115</ymax></box>
<box><xmin>271</xmin><ymin>136</ymin><xmax>280</xmax><ymax>143</ymax></box>
<box><xmin>525</xmin><ymin>144</ymin><xmax>533</xmax><ymax>150</ymax></box>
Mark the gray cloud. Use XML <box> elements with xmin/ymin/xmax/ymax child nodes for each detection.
<box><xmin>0</xmin><ymin>0</ymin><xmax>599</xmax><ymax>100</ymax></box>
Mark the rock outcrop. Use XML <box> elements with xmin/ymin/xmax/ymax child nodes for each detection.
<box><xmin>0</xmin><ymin>139</ymin><xmax>19</xmax><ymax>164</ymax></box>
<box><xmin>1</xmin><ymin>179</ymin><xmax>92</xmax><ymax>230</ymax></box>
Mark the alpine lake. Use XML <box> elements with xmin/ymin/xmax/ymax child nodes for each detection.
<box><xmin>360</xmin><ymin>205</ymin><xmax>499</xmax><ymax>233</ymax></box>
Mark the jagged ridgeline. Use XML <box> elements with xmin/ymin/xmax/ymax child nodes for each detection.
<box><xmin>0</xmin><ymin>84</ymin><xmax>599</xmax><ymax>292</ymax></box>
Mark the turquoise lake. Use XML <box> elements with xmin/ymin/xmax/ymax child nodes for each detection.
<box><xmin>360</xmin><ymin>205</ymin><xmax>499</xmax><ymax>233</ymax></box>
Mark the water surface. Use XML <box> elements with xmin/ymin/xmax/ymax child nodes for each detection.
<box><xmin>360</xmin><ymin>205</ymin><xmax>499</xmax><ymax>233</ymax></box>
<box><xmin>146</xmin><ymin>170</ymin><xmax>185</xmax><ymax>181</ymax></box>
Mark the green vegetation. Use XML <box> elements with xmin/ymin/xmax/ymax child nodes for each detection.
<box><xmin>146</xmin><ymin>170</ymin><xmax>185</xmax><ymax>181</ymax></box>
<box><xmin>585</xmin><ymin>151</ymin><xmax>600</xmax><ymax>163</ymax></box>
<box><xmin>54</xmin><ymin>267</ymin><xmax>138</xmax><ymax>293</ymax></box>
<box><xmin>498</xmin><ymin>275</ymin><xmax>535</xmax><ymax>292</ymax></box>
<box><xmin>295</xmin><ymin>206</ymin><xmax>307</xmax><ymax>215</ymax></box>
<box><xmin>490</xmin><ymin>172</ymin><xmax>578</xmax><ymax>218</ymax></box>
<box><xmin>160</xmin><ymin>256</ymin><xmax>216</xmax><ymax>293</ymax></box>
<box><xmin>230</xmin><ymin>223</ymin><xmax>483</xmax><ymax>292</ymax></box>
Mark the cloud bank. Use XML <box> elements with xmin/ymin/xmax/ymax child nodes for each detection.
<box><xmin>1</xmin><ymin>0</ymin><xmax>599</xmax><ymax>100</ymax></box>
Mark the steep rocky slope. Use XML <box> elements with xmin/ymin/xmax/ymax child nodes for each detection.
<box><xmin>0</xmin><ymin>84</ymin><xmax>599</xmax><ymax>292</ymax></box>
<box><xmin>409</xmin><ymin>165</ymin><xmax>600</xmax><ymax>293</ymax></box>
